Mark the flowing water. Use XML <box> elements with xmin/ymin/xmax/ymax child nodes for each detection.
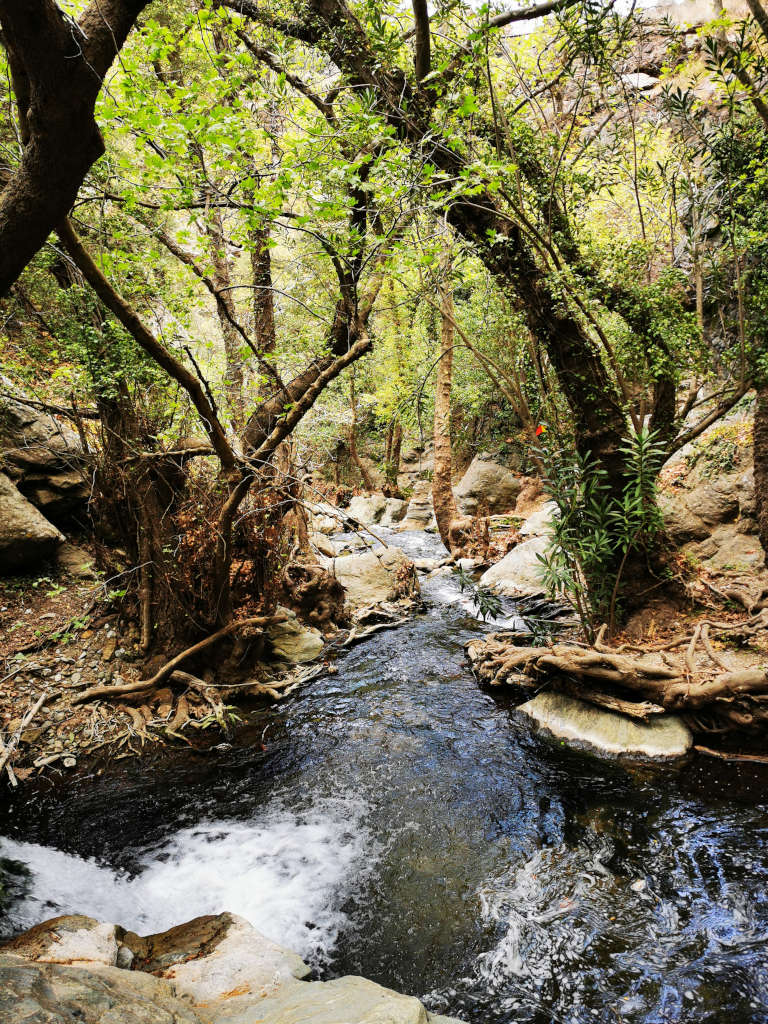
<box><xmin>2</xmin><ymin>528</ymin><xmax>768</xmax><ymax>1023</ymax></box>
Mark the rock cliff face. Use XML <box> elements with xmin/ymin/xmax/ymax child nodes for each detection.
<box><xmin>0</xmin><ymin>471</ymin><xmax>64</xmax><ymax>572</ymax></box>
<box><xmin>0</xmin><ymin>389</ymin><xmax>89</xmax><ymax>527</ymax></box>
<box><xmin>0</xmin><ymin>912</ymin><xmax>464</xmax><ymax>1024</ymax></box>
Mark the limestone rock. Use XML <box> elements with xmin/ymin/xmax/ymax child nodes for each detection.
<box><xmin>306</xmin><ymin>501</ymin><xmax>343</xmax><ymax>535</ymax></box>
<box><xmin>478</xmin><ymin>535</ymin><xmax>549</xmax><ymax>597</ymax></box>
<box><xmin>398</xmin><ymin>444</ymin><xmax>434</xmax><ymax>491</ymax></box>
<box><xmin>518</xmin><ymin>501</ymin><xmax>557</xmax><ymax>538</ymax></box>
<box><xmin>127</xmin><ymin>913</ymin><xmax>310</xmax><ymax>1007</ymax></box>
<box><xmin>232</xmin><ymin>974</ymin><xmax>432</xmax><ymax>1024</ymax></box>
<box><xmin>332</xmin><ymin>547</ymin><xmax>419</xmax><ymax>609</ymax></box>
<box><xmin>454</xmin><ymin>455</ymin><xmax>522</xmax><ymax>515</ymax></box>
<box><xmin>0</xmin><ymin>952</ymin><xmax>203</xmax><ymax>1024</ymax></box>
<box><xmin>0</xmin><ymin>471</ymin><xmax>63</xmax><ymax>572</ymax></box>
<box><xmin>621</xmin><ymin>72</ymin><xmax>659</xmax><ymax>91</ymax></box>
<box><xmin>57</xmin><ymin>542</ymin><xmax>96</xmax><ymax>578</ymax></box>
<box><xmin>659</xmin><ymin>492</ymin><xmax>711</xmax><ymax>544</ymax></box>
<box><xmin>688</xmin><ymin>524</ymin><xmax>765</xmax><ymax>572</ymax></box>
<box><xmin>347</xmin><ymin>494</ymin><xmax>407</xmax><ymax>529</ymax></box>
<box><xmin>398</xmin><ymin>480</ymin><xmax>437</xmax><ymax>531</ymax></box>
<box><xmin>518</xmin><ymin>691</ymin><xmax>693</xmax><ymax>760</ymax></box>
<box><xmin>3</xmin><ymin>914</ymin><xmax>120</xmax><ymax>967</ymax></box>
<box><xmin>266</xmin><ymin>608</ymin><xmax>324</xmax><ymax>663</ymax></box>
<box><xmin>0</xmin><ymin>913</ymin><xmax>467</xmax><ymax>1024</ymax></box>
<box><xmin>310</xmin><ymin>532</ymin><xmax>337</xmax><ymax>559</ymax></box>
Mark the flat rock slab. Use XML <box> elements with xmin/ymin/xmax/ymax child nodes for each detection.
<box><xmin>518</xmin><ymin>691</ymin><xmax>693</xmax><ymax>760</ymax></box>
<box><xmin>220</xmin><ymin>975</ymin><xmax>432</xmax><ymax>1024</ymax></box>
<box><xmin>1</xmin><ymin>913</ymin><xmax>467</xmax><ymax>1024</ymax></box>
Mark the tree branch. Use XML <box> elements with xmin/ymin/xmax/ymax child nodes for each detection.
<box><xmin>56</xmin><ymin>218</ymin><xmax>239</xmax><ymax>476</ymax></box>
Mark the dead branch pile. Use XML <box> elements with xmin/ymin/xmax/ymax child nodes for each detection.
<box><xmin>467</xmin><ymin>613</ymin><xmax>768</xmax><ymax>735</ymax></box>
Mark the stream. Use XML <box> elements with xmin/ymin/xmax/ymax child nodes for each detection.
<box><xmin>2</xmin><ymin>527</ymin><xmax>768</xmax><ymax>1023</ymax></box>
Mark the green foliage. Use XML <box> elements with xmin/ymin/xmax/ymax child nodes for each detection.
<box><xmin>538</xmin><ymin>427</ymin><xmax>667</xmax><ymax>637</ymax></box>
<box><xmin>455</xmin><ymin>564</ymin><xmax>503</xmax><ymax>622</ymax></box>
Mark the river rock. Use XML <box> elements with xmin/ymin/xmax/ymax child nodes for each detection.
<box><xmin>518</xmin><ymin>501</ymin><xmax>557</xmax><ymax>538</ymax></box>
<box><xmin>306</xmin><ymin>501</ymin><xmax>343</xmax><ymax>535</ymax></box>
<box><xmin>56</xmin><ymin>542</ymin><xmax>96</xmax><ymax>577</ymax></box>
<box><xmin>332</xmin><ymin>547</ymin><xmax>419</xmax><ymax>609</ymax></box>
<box><xmin>478</xmin><ymin>534</ymin><xmax>549</xmax><ymax>596</ymax></box>
<box><xmin>310</xmin><ymin>531</ymin><xmax>337</xmax><ymax>558</ymax></box>
<box><xmin>0</xmin><ymin>913</ymin><xmax>466</xmax><ymax>1024</ymax></box>
<box><xmin>266</xmin><ymin>608</ymin><xmax>324</xmax><ymax>663</ymax></box>
<box><xmin>0</xmin><ymin>951</ymin><xmax>202</xmax><ymax>1024</ymax></box>
<box><xmin>0</xmin><ymin>386</ymin><xmax>89</xmax><ymax>525</ymax></box>
<box><xmin>454</xmin><ymin>455</ymin><xmax>522</xmax><ymax>515</ymax></box>
<box><xmin>518</xmin><ymin>691</ymin><xmax>693</xmax><ymax>760</ymax></box>
<box><xmin>398</xmin><ymin>480</ymin><xmax>437</xmax><ymax>531</ymax></box>
<box><xmin>0</xmin><ymin>471</ymin><xmax>64</xmax><ymax>572</ymax></box>
<box><xmin>347</xmin><ymin>494</ymin><xmax>408</xmax><ymax>529</ymax></box>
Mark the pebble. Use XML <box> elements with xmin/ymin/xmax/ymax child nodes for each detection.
<box><xmin>62</xmin><ymin>757</ymin><xmax>76</xmax><ymax>768</ymax></box>
<box><xmin>630</xmin><ymin>879</ymin><xmax>646</xmax><ymax>892</ymax></box>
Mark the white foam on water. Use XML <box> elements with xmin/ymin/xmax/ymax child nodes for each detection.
<box><xmin>0</xmin><ymin>795</ymin><xmax>371</xmax><ymax>965</ymax></box>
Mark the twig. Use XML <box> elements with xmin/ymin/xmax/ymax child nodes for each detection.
<box><xmin>694</xmin><ymin>744</ymin><xmax>768</xmax><ymax>765</ymax></box>
<box><xmin>0</xmin><ymin>690</ymin><xmax>50</xmax><ymax>786</ymax></box>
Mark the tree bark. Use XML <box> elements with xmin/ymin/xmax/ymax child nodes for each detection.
<box><xmin>0</xmin><ymin>0</ymin><xmax>149</xmax><ymax>294</ymax></box>
<box><xmin>207</xmin><ymin>208</ymin><xmax>245</xmax><ymax>430</ymax></box>
<box><xmin>431</xmin><ymin>242</ymin><xmax>462</xmax><ymax>553</ymax></box>
<box><xmin>754</xmin><ymin>384</ymin><xmax>768</xmax><ymax>565</ymax></box>
<box><xmin>348</xmin><ymin>368</ymin><xmax>376</xmax><ymax>490</ymax></box>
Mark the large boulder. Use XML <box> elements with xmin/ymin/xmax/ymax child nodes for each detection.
<box><xmin>0</xmin><ymin>389</ymin><xmax>89</xmax><ymax>525</ymax></box>
<box><xmin>0</xmin><ymin>472</ymin><xmax>63</xmax><ymax>572</ymax></box>
<box><xmin>518</xmin><ymin>691</ymin><xmax>693</xmax><ymax>760</ymax></box>
<box><xmin>398</xmin><ymin>480</ymin><xmax>437</xmax><ymax>531</ymax></box>
<box><xmin>398</xmin><ymin>444</ymin><xmax>434</xmax><ymax>491</ymax></box>
<box><xmin>0</xmin><ymin>913</ymin><xmax>465</xmax><ymax>1024</ymax></box>
<box><xmin>332</xmin><ymin>546</ymin><xmax>419</xmax><ymax>609</ymax></box>
<box><xmin>454</xmin><ymin>455</ymin><xmax>522</xmax><ymax>516</ymax></box>
<box><xmin>306</xmin><ymin>501</ymin><xmax>343</xmax><ymax>536</ymax></box>
<box><xmin>687</xmin><ymin>524</ymin><xmax>766</xmax><ymax>573</ymax></box>
<box><xmin>478</xmin><ymin>534</ymin><xmax>549</xmax><ymax>597</ymax></box>
<box><xmin>347</xmin><ymin>494</ymin><xmax>408</xmax><ymax>529</ymax></box>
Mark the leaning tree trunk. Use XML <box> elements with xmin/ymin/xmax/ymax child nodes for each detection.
<box><xmin>754</xmin><ymin>383</ymin><xmax>768</xmax><ymax>565</ymax></box>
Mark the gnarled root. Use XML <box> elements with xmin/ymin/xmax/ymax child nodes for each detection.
<box><xmin>73</xmin><ymin>612</ymin><xmax>289</xmax><ymax>705</ymax></box>
<box><xmin>467</xmin><ymin>620</ymin><xmax>768</xmax><ymax>736</ymax></box>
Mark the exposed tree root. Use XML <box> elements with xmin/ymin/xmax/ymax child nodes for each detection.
<box><xmin>72</xmin><ymin>612</ymin><xmax>289</xmax><ymax>704</ymax></box>
<box><xmin>467</xmin><ymin>616</ymin><xmax>768</xmax><ymax>737</ymax></box>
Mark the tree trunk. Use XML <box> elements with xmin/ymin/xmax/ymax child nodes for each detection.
<box><xmin>431</xmin><ymin>243</ymin><xmax>462</xmax><ymax>553</ymax></box>
<box><xmin>754</xmin><ymin>384</ymin><xmax>768</xmax><ymax>565</ymax></box>
<box><xmin>204</xmin><ymin>205</ymin><xmax>245</xmax><ymax>430</ymax></box>
<box><xmin>348</xmin><ymin>369</ymin><xmax>376</xmax><ymax>490</ymax></box>
<box><xmin>0</xmin><ymin>0</ymin><xmax>149</xmax><ymax>294</ymax></box>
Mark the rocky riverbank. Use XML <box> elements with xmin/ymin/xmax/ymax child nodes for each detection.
<box><xmin>0</xmin><ymin>912</ymin><xmax>463</xmax><ymax>1023</ymax></box>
